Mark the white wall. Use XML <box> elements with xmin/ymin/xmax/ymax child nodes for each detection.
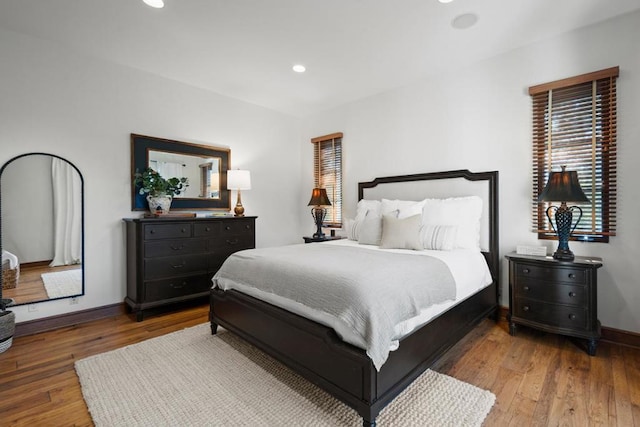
<box><xmin>301</xmin><ymin>11</ymin><xmax>640</xmax><ymax>333</ymax></box>
<box><xmin>0</xmin><ymin>27</ymin><xmax>305</xmax><ymax>322</ymax></box>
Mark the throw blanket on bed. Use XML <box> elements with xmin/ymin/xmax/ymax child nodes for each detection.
<box><xmin>213</xmin><ymin>244</ymin><xmax>456</xmax><ymax>370</ymax></box>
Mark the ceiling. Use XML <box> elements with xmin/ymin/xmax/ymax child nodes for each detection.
<box><xmin>1</xmin><ymin>0</ymin><xmax>638</xmax><ymax>117</ymax></box>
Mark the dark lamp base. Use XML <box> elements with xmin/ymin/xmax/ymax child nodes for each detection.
<box><xmin>552</xmin><ymin>248</ymin><xmax>575</xmax><ymax>261</ymax></box>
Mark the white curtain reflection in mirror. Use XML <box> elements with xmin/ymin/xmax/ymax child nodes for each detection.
<box><xmin>50</xmin><ymin>158</ymin><xmax>82</xmax><ymax>267</ymax></box>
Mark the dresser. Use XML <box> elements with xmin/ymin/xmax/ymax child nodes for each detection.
<box><xmin>506</xmin><ymin>253</ymin><xmax>603</xmax><ymax>355</ymax></box>
<box><xmin>124</xmin><ymin>216</ymin><xmax>256</xmax><ymax>321</ymax></box>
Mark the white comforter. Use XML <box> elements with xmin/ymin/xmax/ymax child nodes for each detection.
<box><xmin>213</xmin><ymin>241</ymin><xmax>492</xmax><ymax>370</ymax></box>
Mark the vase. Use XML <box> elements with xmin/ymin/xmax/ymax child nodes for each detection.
<box><xmin>146</xmin><ymin>194</ymin><xmax>173</xmax><ymax>215</ymax></box>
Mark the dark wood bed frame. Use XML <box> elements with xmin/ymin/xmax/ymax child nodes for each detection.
<box><xmin>210</xmin><ymin>169</ymin><xmax>499</xmax><ymax>426</ymax></box>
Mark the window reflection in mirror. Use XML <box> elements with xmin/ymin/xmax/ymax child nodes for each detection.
<box><xmin>1</xmin><ymin>153</ymin><xmax>84</xmax><ymax>307</ymax></box>
<box><xmin>148</xmin><ymin>150</ymin><xmax>221</xmax><ymax>199</ymax></box>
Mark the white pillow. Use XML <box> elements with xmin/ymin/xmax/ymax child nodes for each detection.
<box><xmin>355</xmin><ymin>199</ymin><xmax>381</xmax><ymax>221</ymax></box>
<box><xmin>421</xmin><ymin>225</ymin><xmax>457</xmax><ymax>251</ymax></box>
<box><xmin>380</xmin><ymin>214</ymin><xmax>423</xmax><ymax>251</ymax></box>
<box><xmin>422</xmin><ymin>196</ymin><xmax>482</xmax><ymax>250</ymax></box>
<box><xmin>358</xmin><ymin>213</ymin><xmax>383</xmax><ymax>246</ymax></box>
<box><xmin>381</xmin><ymin>199</ymin><xmax>426</xmax><ymax>219</ymax></box>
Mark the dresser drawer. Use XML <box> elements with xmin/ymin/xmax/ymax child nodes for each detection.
<box><xmin>144</xmin><ymin>254</ymin><xmax>208</xmax><ymax>280</ymax></box>
<box><xmin>144</xmin><ymin>223</ymin><xmax>192</xmax><ymax>240</ymax></box>
<box><xmin>514</xmin><ymin>262</ymin><xmax>586</xmax><ymax>285</ymax></box>
<box><xmin>144</xmin><ymin>274</ymin><xmax>212</xmax><ymax>302</ymax></box>
<box><xmin>144</xmin><ymin>238</ymin><xmax>207</xmax><ymax>258</ymax></box>
<box><xmin>513</xmin><ymin>298</ymin><xmax>588</xmax><ymax>330</ymax></box>
<box><xmin>211</xmin><ymin>234</ymin><xmax>255</xmax><ymax>254</ymax></box>
<box><xmin>221</xmin><ymin>219</ymin><xmax>255</xmax><ymax>235</ymax></box>
<box><xmin>194</xmin><ymin>222</ymin><xmax>221</xmax><ymax>237</ymax></box>
<box><xmin>514</xmin><ymin>278</ymin><xmax>587</xmax><ymax>307</ymax></box>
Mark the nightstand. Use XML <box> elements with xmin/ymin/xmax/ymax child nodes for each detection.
<box><xmin>303</xmin><ymin>235</ymin><xmax>345</xmax><ymax>244</ymax></box>
<box><xmin>506</xmin><ymin>253</ymin><xmax>603</xmax><ymax>356</ymax></box>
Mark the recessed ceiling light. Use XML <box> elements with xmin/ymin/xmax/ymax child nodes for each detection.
<box><xmin>452</xmin><ymin>13</ymin><xmax>478</xmax><ymax>29</ymax></box>
<box><xmin>292</xmin><ymin>65</ymin><xmax>306</xmax><ymax>73</ymax></box>
<box><xmin>143</xmin><ymin>0</ymin><xmax>164</xmax><ymax>8</ymax></box>
<box><xmin>438</xmin><ymin>0</ymin><xmax>454</xmax><ymax>3</ymax></box>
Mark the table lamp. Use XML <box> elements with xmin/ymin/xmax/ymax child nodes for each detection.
<box><xmin>227</xmin><ymin>170</ymin><xmax>251</xmax><ymax>217</ymax></box>
<box><xmin>538</xmin><ymin>166</ymin><xmax>589</xmax><ymax>260</ymax></box>
<box><xmin>308</xmin><ymin>188</ymin><xmax>331</xmax><ymax>239</ymax></box>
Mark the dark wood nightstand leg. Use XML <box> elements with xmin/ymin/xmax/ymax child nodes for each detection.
<box><xmin>587</xmin><ymin>339</ymin><xmax>598</xmax><ymax>356</ymax></box>
<box><xmin>211</xmin><ymin>322</ymin><xmax>218</xmax><ymax>335</ymax></box>
<box><xmin>135</xmin><ymin>311</ymin><xmax>144</xmax><ymax>322</ymax></box>
<box><xmin>509</xmin><ymin>322</ymin><xmax>518</xmax><ymax>336</ymax></box>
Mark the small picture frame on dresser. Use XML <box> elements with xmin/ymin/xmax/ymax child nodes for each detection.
<box><xmin>506</xmin><ymin>252</ymin><xmax>603</xmax><ymax>356</ymax></box>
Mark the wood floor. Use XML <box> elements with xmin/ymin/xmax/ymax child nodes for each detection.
<box><xmin>0</xmin><ymin>304</ymin><xmax>638</xmax><ymax>426</ymax></box>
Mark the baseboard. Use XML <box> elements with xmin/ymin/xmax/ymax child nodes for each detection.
<box><xmin>14</xmin><ymin>303</ymin><xmax>126</xmax><ymax>338</ymax></box>
<box><xmin>498</xmin><ymin>306</ymin><xmax>640</xmax><ymax>350</ymax></box>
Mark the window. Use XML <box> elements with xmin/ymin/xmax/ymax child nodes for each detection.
<box><xmin>529</xmin><ymin>67</ymin><xmax>618</xmax><ymax>242</ymax></box>
<box><xmin>311</xmin><ymin>132</ymin><xmax>343</xmax><ymax>227</ymax></box>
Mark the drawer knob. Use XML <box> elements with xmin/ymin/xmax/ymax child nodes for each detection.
<box><xmin>226</xmin><ymin>226</ymin><xmax>231</xmax><ymax>231</ymax></box>
<box><xmin>149</xmin><ymin>229</ymin><xmax>155</xmax><ymax>234</ymax></box>
<box><xmin>569</xmin><ymin>291</ymin><xmax>577</xmax><ymax>298</ymax></box>
<box><xmin>170</xmin><ymin>244</ymin><xmax>185</xmax><ymax>251</ymax></box>
<box><xmin>205</xmin><ymin>227</ymin><xmax>211</xmax><ymax>232</ymax></box>
<box><xmin>245</xmin><ymin>225</ymin><xmax>251</xmax><ymax>229</ymax></box>
<box><xmin>523</xmin><ymin>305</ymin><xmax>530</xmax><ymax>312</ymax></box>
<box><xmin>568</xmin><ymin>273</ymin><xmax>576</xmax><ymax>279</ymax></box>
<box><xmin>568</xmin><ymin>313</ymin><xmax>576</xmax><ymax>320</ymax></box>
<box><xmin>523</xmin><ymin>286</ymin><xmax>530</xmax><ymax>291</ymax></box>
<box><xmin>181</xmin><ymin>228</ymin><xmax>187</xmax><ymax>233</ymax></box>
<box><xmin>522</xmin><ymin>268</ymin><xmax>530</xmax><ymax>274</ymax></box>
<box><xmin>171</xmin><ymin>262</ymin><xmax>186</xmax><ymax>269</ymax></box>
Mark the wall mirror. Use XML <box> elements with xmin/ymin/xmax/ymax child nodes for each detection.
<box><xmin>131</xmin><ymin>134</ymin><xmax>231</xmax><ymax>210</ymax></box>
<box><xmin>0</xmin><ymin>153</ymin><xmax>85</xmax><ymax>307</ymax></box>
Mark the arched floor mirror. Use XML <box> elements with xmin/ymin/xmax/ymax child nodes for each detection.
<box><xmin>1</xmin><ymin>153</ymin><xmax>84</xmax><ymax>307</ymax></box>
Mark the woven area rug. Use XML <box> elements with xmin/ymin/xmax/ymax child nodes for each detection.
<box><xmin>41</xmin><ymin>268</ymin><xmax>82</xmax><ymax>298</ymax></box>
<box><xmin>75</xmin><ymin>324</ymin><xmax>495</xmax><ymax>426</ymax></box>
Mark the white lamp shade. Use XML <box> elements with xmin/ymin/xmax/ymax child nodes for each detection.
<box><xmin>227</xmin><ymin>170</ymin><xmax>251</xmax><ymax>190</ymax></box>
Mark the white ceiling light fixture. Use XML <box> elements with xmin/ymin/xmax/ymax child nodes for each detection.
<box><xmin>452</xmin><ymin>13</ymin><xmax>478</xmax><ymax>29</ymax></box>
<box><xmin>438</xmin><ymin>0</ymin><xmax>454</xmax><ymax>3</ymax></box>
<box><xmin>292</xmin><ymin>64</ymin><xmax>306</xmax><ymax>73</ymax></box>
<box><xmin>143</xmin><ymin>0</ymin><xmax>164</xmax><ymax>9</ymax></box>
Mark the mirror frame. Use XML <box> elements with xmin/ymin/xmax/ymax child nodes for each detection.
<box><xmin>131</xmin><ymin>134</ymin><xmax>231</xmax><ymax>211</ymax></box>
<box><xmin>0</xmin><ymin>152</ymin><xmax>85</xmax><ymax>306</ymax></box>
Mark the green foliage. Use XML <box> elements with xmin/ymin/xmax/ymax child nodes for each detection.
<box><xmin>134</xmin><ymin>168</ymin><xmax>189</xmax><ymax>197</ymax></box>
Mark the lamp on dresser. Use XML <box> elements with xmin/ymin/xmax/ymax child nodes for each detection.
<box><xmin>227</xmin><ymin>169</ymin><xmax>251</xmax><ymax>217</ymax></box>
<box><xmin>307</xmin><ymin>188</ymin><xmax>331</xmax><ymax>239</ymax></box>
<box><xmin>538</xmin><ymin>166</ymin><xmax>589</xmax><ymax>261</ymax></box>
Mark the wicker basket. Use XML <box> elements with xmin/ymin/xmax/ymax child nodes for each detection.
<box><xmin>0</xmin><ymin>311</ymin><xmax>15</xmax><ymax>354</ymax></box>
<box><xmin>2</xmin><ymin>259</ymin><xmax>18</xmax><ymax>290</ymax></box>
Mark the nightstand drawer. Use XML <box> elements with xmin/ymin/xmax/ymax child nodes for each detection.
<box><xmin>144</xmin><ymin>223</ymin><xmax>192</xmax><ymax>240</ymax></box>
<box><xmin>514</xmin><ymin>262</ymin><xmax>586</xmax><ymax>285</ymax></box>
<box><xmin>144</xmin><ymin>239</ymin><xmax>207</xmax><ymax>258</ymax></box>
<box><xmin>144</xmin><ymin>274</ymin><xmax>211</xmax><ymax>302</ymax></box>
<box><xmin>513</xmin><ymin>299</ymin><xmax>588</xmax><ymax>330</ymax></box>
<box><xmin>514</xmin><ymin>278</ymin><xmax>587</xmax><ymax>307</ymax></box>
<box><xmin>144</xmin><ymin>254</ymin><xmax>208</xmax><ymax>279</ymax></box>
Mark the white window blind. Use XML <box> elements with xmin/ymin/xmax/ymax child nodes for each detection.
<box><xmin>529</xmin><ymin>67</ymin><xmax>618</xmax><ymax>242</ymax></box>
<box><xmin>311</xmin><ymin>132</ymin><xmax>343</xmax><ymax>227</ymax></box>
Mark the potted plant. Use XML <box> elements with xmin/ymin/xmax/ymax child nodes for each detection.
<box><xmin>134</xmin><ymin>168</ymin><xmax>189</xmax><ymax>214</ymax></box>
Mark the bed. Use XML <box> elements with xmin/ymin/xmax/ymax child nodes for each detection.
<box><xmin>209</xmin><ymin>169</ymin><xmax>499</xmax><ymax>426</ymax></box>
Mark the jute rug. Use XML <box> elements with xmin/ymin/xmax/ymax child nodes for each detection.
<box><xmin>75</xmin><ymin>324</ymin><xmax>495</xmax><ymax>426</ymax></box>
<box><xmin>41</xmin><ymin>268</ymin><xmax>82</xmax><ymax>298</ymax></box>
